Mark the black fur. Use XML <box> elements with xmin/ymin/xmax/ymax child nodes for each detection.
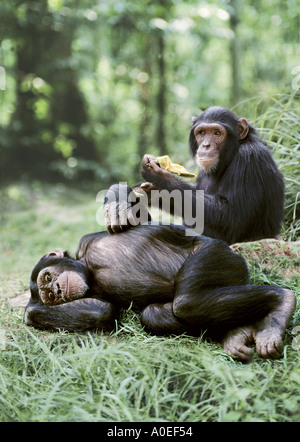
<box><xmin>141</xmin><ymin>106</ymin><xmax>285</xmax><ymax>244</ymax></box>
<box><xmin>25</xmin><ymin>224</ymin><xmax>282</xmax><ymax>340</ymax></box>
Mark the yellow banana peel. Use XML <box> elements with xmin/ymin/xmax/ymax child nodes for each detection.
<box><xmin>156</xmin><ymin>155</ymin><xmax>196</xmax><ymax>178</ymax></box>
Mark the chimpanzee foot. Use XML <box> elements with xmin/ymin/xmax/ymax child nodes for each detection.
<box><xmin>222</xmin><ymin>326</ymin><xmax>255</xmax><ymax>362</ymax></box>
<box><xmin>254</xmin><ymin>288</ymin><xmax>296</xmax><ymax>360</ymax></box>
<box><xmin>254</xmin><ymin>327</ymin><xmax>284</xmax><ymax>359</ymax></box>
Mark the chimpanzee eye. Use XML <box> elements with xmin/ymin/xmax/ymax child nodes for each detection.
<box><xmin>214</xmin><ymin>130</ymin><xmax>221</xmax><ymax>136</ymax></box>
<box><xmin>45</xmin><ymin>273</ymin><xmax>52</xmax><ymax>282</ymax></box>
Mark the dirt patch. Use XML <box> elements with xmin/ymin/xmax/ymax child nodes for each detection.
<box><xmin>231</xmin><ymin>239</ymin><xmax>300</xmax><ymax>280</ymax></box>
<box><xmin>8</xmin><ymin>290</ymin><xmax>30</xmax><ymax>307</ymax></box>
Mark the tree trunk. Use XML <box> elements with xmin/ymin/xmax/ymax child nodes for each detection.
<box><xmin>156</xmin><ymin>30</ymin><xmax>167</xmax><ymax>156</ymax></box>
<box><xmin>229</xmin><ymin>0</ymin><xmax>240</xmax><ymax>106</ymax></box>
<box><xmin>6</xmin><ymin>0</ymin><xmax>97</xmax><ymax>181</ymax></box>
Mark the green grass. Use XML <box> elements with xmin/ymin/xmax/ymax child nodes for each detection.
<box><xmin>1</xmin><ymin>306</ymin><xmax>300</xmax><ymax>422</ymax></box>
<box><xmin>0</xmin><ymin>182</ymin><xmax>100</xmax><ymax>297</ymax></box>
<box><xmin>233</xmin><ymin>93</ymin><xmax>300</xmax><ymax>240</ymax></box>
<box><xmin>0</xmin><ymin>181</ymin><xmax>299</xmax><ymax>422</ymax></box>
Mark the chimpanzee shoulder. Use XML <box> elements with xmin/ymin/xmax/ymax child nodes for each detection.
<box><xmin>76</xmin><ymin>231</ymin><xmax>109</xmax><ymax>259</ymax></box>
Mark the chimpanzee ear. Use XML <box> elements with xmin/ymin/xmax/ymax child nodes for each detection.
<box><xmin>191</xmin><ymin>116</ymin><xmax>197</xmax><ymax>124</ymax></box>
<box><xmin>238</xmin><ymin>118</ymin><xmax>249</xmax><ymax>140</ymax></box>
<box><xmin>45</xmin><ymin>249</ymin><xmax>64</xmax><ymax>258</ymax></box>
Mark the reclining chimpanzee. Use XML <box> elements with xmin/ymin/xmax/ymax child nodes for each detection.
<box><xmin>25</xmin><ymin>222</ymin><xmax>296</xmax><ymax>362</ymax></box>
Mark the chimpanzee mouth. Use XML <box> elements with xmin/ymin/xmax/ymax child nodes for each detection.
<box><xmin>198</xmin><ymin>156</ymin><xmax>218</xmax><ymax>162</ymax></box>
<box><xmin>197</xmin><ymin>156</ymin><xmax>219</xmax><ymax>173</ymax></box>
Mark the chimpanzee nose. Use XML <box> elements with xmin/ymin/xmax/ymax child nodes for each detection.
<box><xmin>202</xmin><ymin>138</ymin><xmax>210</xmax><ymax>148</ymax></box>
<box><xmin>55</xmin><ymin>282</ymin><xmax>62</xmax><ymax>296</ymax></box>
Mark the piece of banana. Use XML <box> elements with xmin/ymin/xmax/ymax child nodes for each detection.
<box><xmin>156</xmin><ymin>155</ymin><xmax>196</xmax><ymax>178</ymax></box>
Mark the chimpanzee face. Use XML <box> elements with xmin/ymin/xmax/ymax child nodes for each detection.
<box><xmin>193</xmin><ymin>123</ymin><xmax>227</xmax><ymax>173</ymax></box>
<box><xmin>190</xmin><ymin>108</ymin><xmax>249</xmax><ymax>174</ymax></box>
<box><xmin>37</xmin><ymin>265</ymin><xmax>89</xmax><ymax>305</ymax></box>
<box><xmin>30</xmin><ymin>249</ymin><xmax>90</xmax><ymax>306</ymax></box>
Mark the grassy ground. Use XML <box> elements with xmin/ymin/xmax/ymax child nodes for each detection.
<box><xmin>0</xmin><ymin>182</ymin><xmax>300</xmax><ymax>422</ymax></box>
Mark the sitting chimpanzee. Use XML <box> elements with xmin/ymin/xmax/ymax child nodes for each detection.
<box><xmin>105</xmin><ymin>107</ymin><xmax>285</xmax><ymax>245</ymax></box>
<box><xmin>25</xmin><ymin>223</ymin><xmax>296</xmax><ymax>362</ymax></box>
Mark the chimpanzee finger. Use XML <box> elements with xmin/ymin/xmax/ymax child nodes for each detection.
<box><xmin>140</xmin><ymin>182</ymin><xmax>158</xmax><ymax>192</ymax></box>
<box><xmin>106</xmin><ymin>202</ymin><xmax>121</xmax><ymax>234</ymax></box>
<box><xmin>149</xmin><ymin>159</ymin><xmax>163</xmax><ymax>173</ymax></box>
<box><xmin>104</xmin><ymin>203</ymin><xmax>113</xmax><ymax>234</ymax></box>
<box><xmin>110</xmin><ymin>224</ymin><xmax>122</xmax><ymax>233</ymax></box>
<box><xmin>231</xmin><ymin>344</ymin><xmax>254</xmax><ymax>362</ymax></box>
<box><xmin>106</xmin><ymin>225</ymin><xmax>114</xmax><ymax>234</ymax></box>
<box><xmin>142</xmin><ymin>154</ymin><xmax>157</xmax><ymax>169</ymax></box>
<box><xmin>256</xmin><ymin>337</ymin><xmax>283</xmax><ymax>359</ymax></box>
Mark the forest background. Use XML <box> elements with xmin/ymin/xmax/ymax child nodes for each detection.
<box><xmin>0</xmin><ymin>0</ymin><xmax>299</xmax><ymax>186</ymax></box>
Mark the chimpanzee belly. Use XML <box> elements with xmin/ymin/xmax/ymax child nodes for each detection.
<box><xmin>85</xmin><ymin>226</ymin><xmax>194</xmax><ymax>309</ymax></box>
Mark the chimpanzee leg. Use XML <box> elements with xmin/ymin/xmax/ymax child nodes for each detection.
<box><xmin>222</xmin><ymin>288</ymin><xmax>296</xmax><ymax>361</ymax></box>
<box><xmin>140</xmin><ymin>302</ymin><xmax>188</xmax><ymax>335</ymax></box>
<box><xmin>140</xmin><ymin>240</ymin><xmax>251</xmax><ymax>336</ymax></box>
<box><xmin>24</xmin><ymin>298</ymin><xmax>118</xmax><ymax>332</ymax></box>
<box><xmin>172</xmin><ymin>240</ymin><xmax>283</xmax><ymax>333</ymax></box>
<box><xmin>254</xmin><ymin>288</ymin><xmax>296</xmax><ymax>359</ymax></box>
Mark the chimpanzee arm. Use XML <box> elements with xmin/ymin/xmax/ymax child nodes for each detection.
<box><xmin>141</xmin><ymin>154</ymin><xmax>262</xmax><ymax>244</ymax></box>
<box><xmin>24</xmin><ymin>298</ymin><xmax>118</xmax><ymax>332</ymax></box>
<box><xmin>141</xmin><ymin>155</ymin><xmax>195</xmax><ymax>193</ymax></box>
<box><xmin>142</xmin><ymin>156</ymin><xmax>210</xmax><ymax>235</ymax></box>
<box><xmin>141</xmin><ymin>154</ymin><xmax>197</xmax><ymax>212</ymax></box>
<box><xmin>141</xmin><ymin>172</ymin><xmax>246</xmax><ymax>243</ymax></box>
<box><xmin>104</xmin><ymin>183</ymin><xmax>151</xmax><ymax>234</ymax></box>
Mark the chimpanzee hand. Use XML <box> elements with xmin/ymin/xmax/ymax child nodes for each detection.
<box><xmin>104</xmin><ymin>184</ymin><xmax>151</xmax><ymax>234</ymax></box>
<box><xmin>141</xmin><ymin>154</ymin><xmax>172</xmax><ymax>183</ymax></box>
<box><xmin>104</xmin><ymin>200</ymin><xmax>134</xmax><ymax>234</ymax></box>
<box><xmin>132</xmin><ymin>181</ymin><xmax>158</xmax><ymax>199</ymax></box>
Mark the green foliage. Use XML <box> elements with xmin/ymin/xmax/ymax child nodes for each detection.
<box><xmin>0</xmin><ymin>1</ymin><xmax>299</xmax><ymax>422</ymax></box>
<box><xmin>0</xmin><ymin>0</ymin><xmax>299</xmax><ymax>185</ymax></box>
<box><xmin>1</xmin><ymin>302</ymin><xmax>300</xmax><ymax>422</ymax></box>
<box><xmin>233</xmin><ymin>94</ymin><xmax>300</xmax><ymax>240</ymax></box>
